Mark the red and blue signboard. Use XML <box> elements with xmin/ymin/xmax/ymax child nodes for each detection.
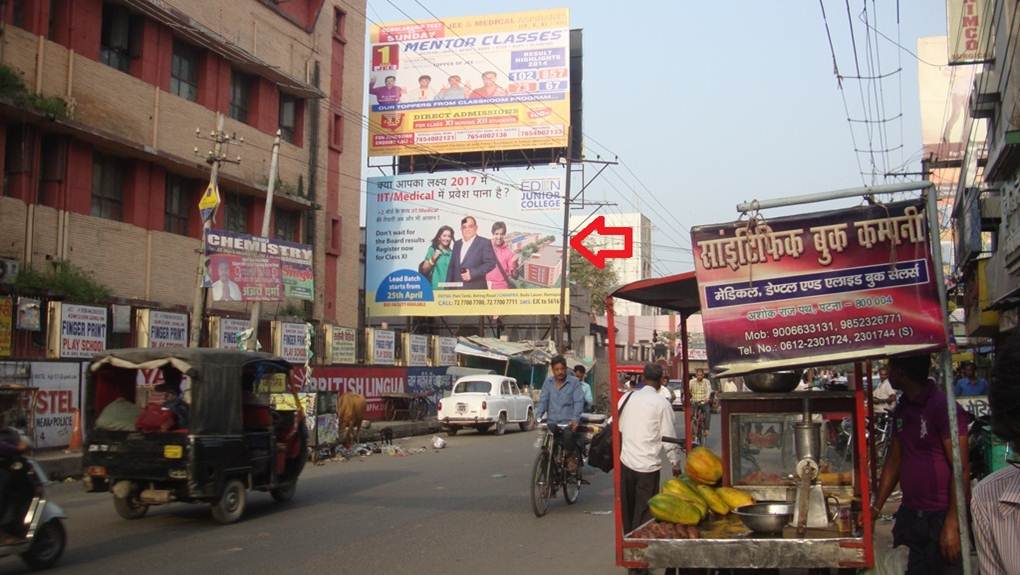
<box><xmin>691</xmin><ymin>200</ymin><xmax>946</xmax><ymax>376</ymax></box>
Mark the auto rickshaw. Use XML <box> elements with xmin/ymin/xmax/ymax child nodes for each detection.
<box><xmin>81</xmin><ymin>348</ymin><xmax>307</xmax><ymax>524</ymax></box>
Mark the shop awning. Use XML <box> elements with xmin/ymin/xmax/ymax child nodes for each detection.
<box><xmin>608</xmin><ymin>271</ymin><xmax>701</xmax><ymax>316</ymax></box>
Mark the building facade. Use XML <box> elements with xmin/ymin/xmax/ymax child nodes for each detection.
<box><xmin>948</xmin><ymin>1</ymin><xmax>1020</xmax><ymax>342</ymax></box>
<box><xmin>0</xmin><ymin>0</ymin><xmax>365</xmax><ymax>353</ymax></box>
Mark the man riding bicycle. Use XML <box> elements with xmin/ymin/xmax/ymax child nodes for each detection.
<box><xmin>536</xmin><ymin>355</ymin><xmax>586</xmax><ymax>474</ymax></box>
<box><xmin>689</xmin><ymin>368</ymin><xmax>714</xmax><ymax>440</ymax></box>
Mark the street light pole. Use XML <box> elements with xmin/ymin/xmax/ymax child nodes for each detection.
<box><xmin>246</xmin><ymin>130</ymin><xmax>282</xmax><ymax>351</ymax></box>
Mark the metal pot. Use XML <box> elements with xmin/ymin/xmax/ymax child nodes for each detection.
<box><xmin>732</xmin><ymin>501</ymin><xmax>795</xmax><ymax>534</ymax></box>
<box><xmin>743</xmin><ymin>371</ymin><xmax>802</xmax><ymax>393</ymax></box>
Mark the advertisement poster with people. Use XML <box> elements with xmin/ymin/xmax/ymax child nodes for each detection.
<box><xmin>692</xmin><ymin>200</ymin><xmax>946</xmax><ymax>376</ymax></box>
<box><xmin>368</xmin><ymin>8</ymin><xmax>570</xmax><ymax>156</ymax></box>
<box><xmin>366</xmin><ymin>166</ymin><xmax>567</xmax><ymax>317</ymax></box>
<box><xmin>204</xmin><ymin>229</ymin><xmax>314</xmax><ymax>302</ymax></box>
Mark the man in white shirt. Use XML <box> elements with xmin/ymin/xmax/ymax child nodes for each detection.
<box><xmin>872</xmin><ymin>366</ymin><xmax>898</xmax><ymax>414</ymax></box>
<box><xmin>211</xmin><ymin>261</ymin><xmax>242</xmax><ymax>301</ymax></box>
<box><xmin>618</xmin><ymin>363</ymin><xmax>681</xmax><ymax>541</ymax></box>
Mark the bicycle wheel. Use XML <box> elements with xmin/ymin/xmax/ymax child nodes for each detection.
<box><xmin>530</xmin><ymin>449</ymin><xmax>552</xmax><ymax>517</ymax></box>
<box><xmin>563</xmin><ymin>456</ymin><xmax>581</xmax><ymax>505</ymax></box>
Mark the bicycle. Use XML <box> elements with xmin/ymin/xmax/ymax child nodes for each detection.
<box><xmin>690</xmin><ymin>399</ymin><xmax>711</xmax><ymax>447</ymax></box>
<box><xmin>408</xmin><ymin>392</ymin><xmax>433</xmax><ymax>421</ymax></box>
<box><xmin>531</xmin><ymin>423</ymin><xmax>583</xmax><ymax>517</ymax></box>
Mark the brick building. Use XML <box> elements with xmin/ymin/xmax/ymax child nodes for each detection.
<box><xmin>0</xmin><ymin>0</ymin><xmax>365</xmax><ymax>353</ymax></box>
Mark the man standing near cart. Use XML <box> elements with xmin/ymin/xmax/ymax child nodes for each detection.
<box><xmin>872</xmin><ymin>354</ymin><xmax>971</xmax><ymax>575</ymax></box>
<box><xmin>618</xmin><ymin>363</ymin><xmax>682</xmax><ymax>566</ymax></box>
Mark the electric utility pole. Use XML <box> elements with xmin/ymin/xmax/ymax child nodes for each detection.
<box><xmin>189</xmin><ymin>113</ymin><xmax>241</xmax><ymax>347</ymax></box>
<box><xmin>246</xmin><ymin>130</ymin><xmax>282</xmax><ymax>351</ymax></box>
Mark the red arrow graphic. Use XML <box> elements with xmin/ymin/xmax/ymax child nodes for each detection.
<box><xmin>569</xmin><ymin>215</ymin><xmax>634</xmax><ymax>269</ymax></box>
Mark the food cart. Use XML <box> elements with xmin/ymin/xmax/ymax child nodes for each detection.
<box><xmin>607</xmin><ymin>274</ymin><xmax>876</xmax><ymax>570</ymax></box>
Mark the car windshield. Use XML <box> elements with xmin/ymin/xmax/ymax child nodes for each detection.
<box><xmin>453</xmin><ymin>380</ymin><xmax>493</xmax><ymax>394</ymax></box>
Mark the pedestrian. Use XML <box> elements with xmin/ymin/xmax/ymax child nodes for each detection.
<box><xmin>971</xmin><ymin>331</ymin><xmax>1020</xmax><ymax>574</ymax></box>
<box><xmin>618</xmin><ymin>363</ymin><xmax>681</xmax><ymax>563</ymax></box>
<box><xmin>689</xmin><ymin>368</ymin><xmax>713</xmax><ymax>437</ymax></box>
<box><xmin>573</xmin><ymin>365</ymin><xmax>593</xmax><ymax>412</ymax></box>
<box><xmin>872</xmin><ymin>354</ymin><xmax>971</xmax><ymax>575</ymax></box>
<box><xmin>954</xmin><ymin>362</ymin><xmax>989</xmax><ymax>397</ymax></box>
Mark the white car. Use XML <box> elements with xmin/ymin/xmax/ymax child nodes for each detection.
<box><xmin>438</xmin><ymin>375</ymin><xmax>536</xmax><ymax>436</ymax></box>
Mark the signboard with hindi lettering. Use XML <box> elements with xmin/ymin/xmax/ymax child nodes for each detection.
<box><xmin>692</xmin><ymin>200</ymin><xmax>946</xmax><ymax>376</ymax></box>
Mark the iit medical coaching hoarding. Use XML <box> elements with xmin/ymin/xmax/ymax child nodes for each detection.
<box><xmin>368</xmin><ymin>9</ymin><xmax>570</xmax><ymax>156</ymax></box>
<box><xmin>692</xmin><ymin>201</ymin><xmax>946</xmax><ymax>376</ymax></box>
<box><xmin>366</xmin><ymin>166</ymin><xmax>567</xmax><ymax>317</ymax></box>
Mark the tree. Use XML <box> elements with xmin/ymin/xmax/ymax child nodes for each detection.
<box><xmin>569</xmin><ymin>254</ymin><xmax>618</xmax><ymax>315</ymax></box>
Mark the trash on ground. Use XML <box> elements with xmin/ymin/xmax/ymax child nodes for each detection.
<box><xmin>432</xmin><ymin>435</ymin><xmax>447</xmax><ymax>449</ymax></box>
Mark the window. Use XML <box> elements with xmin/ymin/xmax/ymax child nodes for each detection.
<box><xmin>12</xmin><ymin>0</ymin><xmax>25</xmax><ymax>28</ymax></box>
<box><xmin>229</xmin><ymin>70</ymin><xmax>251</xmax><ymax>122</ymax></box>
<box><xmin>328</xmin><ymin>216</ymin><xmax>341</xmax><ymax>254</ymax></box>
<box><xmin>224</xmin><ymin>193</ymin><xmax>250</xmax><ymax>233</ymax></box>
<box><xmin>91</xmin><ymin>153</ymin><xmax>124</xmax><ymax>220</ymax></box>
<box><xmin>278</xmin><ymin>94</ymin><xmax>300</xmax><ymax>144</ymax></box>
<box><xmin>274</xmin><ymin>210</ymin><xmax>300</xmax><ymax>242</ymax></box>
<box><xmin>100</xmin><ymin>2</ymin><xmax>136</xmax><ymax>73</ymax></box>
<box><xmin>170</xmin><ymin>40</ymin><xmax>199</xmax><ymax>102</ymax></box>
<box><xmin>333</xmin><ymin>7</ymin><xmax>346</xmax><ymax>41</ymax></box>
<box><xmin>329</xmin><ymin>112</ymin><xmax>343</xmax><ymax>149</ymax></box>
<box><xmin>164</xmin><ymin>175</ymin><xmax>191</xmax><ymax>234</ymax></box>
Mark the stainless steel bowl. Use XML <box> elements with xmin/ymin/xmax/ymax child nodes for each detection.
<box><xmin>731</xmin><ymin>502</ymin><xmax>794</xmax><ymax>534</ymax></box>
<box><xmin>743</xmin><ymin>371</ymin><xmax>802</xmax><ymax>393</ymax></box>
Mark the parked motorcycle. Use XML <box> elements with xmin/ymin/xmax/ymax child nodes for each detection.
<box><xmin>0</xmin><ymin>457</ymin><xmax>67</xmax><ymax>570</ymax></box>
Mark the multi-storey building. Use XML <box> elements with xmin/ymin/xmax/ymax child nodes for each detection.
<box><xmin>0</xmin><ymin>0</ymin><xmax>365</xmax><ymax>353</ymax></box>
<box><xmin>570</xmin><ymin>212</ymin><xmax>653</xmax><ymax>316</ymax></box>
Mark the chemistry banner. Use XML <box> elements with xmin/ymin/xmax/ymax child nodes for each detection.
<box><xmin>692</xmin><ymin>200</ymin><xmax>946</xmax><ymax>376</ymax></box>
<box><xmin>366</xmin><ymin>167</ymin><xmax>567</xmax><ymax>317</ymax></box>
<box><xmin>204</xmin><ymin>229</ymin><xmax>313</xmax><ymax>302</ymax></box>
<box><xmin>368</xmin><ymin>8</ymin><xmax>570</xmax><ymax>156</ymax></box>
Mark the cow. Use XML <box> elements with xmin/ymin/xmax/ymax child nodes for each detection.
<box><xmin>339</xmin><ymin>393</ymin><xmax>367</xmax><ymax>446</ymax></box>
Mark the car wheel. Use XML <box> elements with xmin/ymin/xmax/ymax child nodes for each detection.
<box><xmin>211</xmin><ymin>479</ymin><xmax>247</xmax><ymax>524</ymax></box>
<box><xmin>113</xmin><ymin>494</ymin><xmax>148</xmax><ymax>520</ymax></box>
<box><xmin>20</xmin><ymin>519</ymin><xmax>65</xmax><ymax>571</ymax></box>
<box><xmin>519</xmin><ymin>409</ymin><xmax>536</xmax><ymax>431</ymax></box>
<box><xmin>495</xmin><ymin>414</ymin><xmax>507</xmax><ymax>436</ymax></box>
<box><xmin>447</xmin><ymin>426</ymin><xmax>459</xmax><ymax>436</ymax></box>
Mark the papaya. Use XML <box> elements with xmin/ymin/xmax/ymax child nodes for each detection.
<box><xmin>716</xmin><ymin>486</ymin><xmax>755</xmax><ymax>509</ymax></box>
<box><xmin>648</xmin><ymin>493</ymin><xmax>702</xmax><ymax>525</ymax></box>
<box><xmin>695</xmin><ymin>484</ymin><xmax>731</xmax><ymax>515</ymax></box>
<box><xmin>686</xmin><ymin>446</ymin><xmax>724</xmax><ymax>485</ymax></box>
<box><xmin>661</xmin><ymin>481</ymin><xmax>708</xmax><ymax>519</ymax></box>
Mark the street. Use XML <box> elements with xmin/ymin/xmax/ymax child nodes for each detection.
<box><xmin>2</xmin><ymin>415</ymin><xmax>719</xmax><ymax>575</ymax></box>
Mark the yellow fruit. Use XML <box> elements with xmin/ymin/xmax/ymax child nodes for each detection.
<box><xmin>716</xmin><ymin>487</ymin><xmax>755</xmax><ymax>509</ymax></box>
<box><xmin>648</xmin><ymin>493</ymin><xmax>703</xmax><ymax>525</ymax></box>
<box><xmin>696</xmin><ymin>484</ymin><xmax>731</xmax><ymax>515</ymax></box>
<box><xmin>686</xmin><ymin>446</ymin><xmax>724</xmax><ymax>485</ymax></box>
<box><xmin>660</xmin><ymin>481</ymin><xmax>708</xmax><ymax>518</ymax></box>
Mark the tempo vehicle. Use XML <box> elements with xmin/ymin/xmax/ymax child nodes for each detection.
<box><xmin>82</xmin><ymin>348</ymin><xmax>307</xmax><ymax>524</ymax></box>
<box><xmin>437</xmin><ymin>374</ymin><xmax>535</xmax><ymax>436</ymax></box>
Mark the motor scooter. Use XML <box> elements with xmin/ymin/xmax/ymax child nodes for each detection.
<box><xmin>0</xmin><ymin>457</ymin><xmax>67</xmax><ymax>571</ymax></box>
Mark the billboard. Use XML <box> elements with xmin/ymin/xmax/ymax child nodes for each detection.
<box><xmin>366</xmin><ymin>166</ymin><xmax>567</xmax><ymax>317</ymax></box>
<box><xmin>326</xmin><ymin>325</ymin><xmax>357</xmax><ymax>364</ymax></box>
<box><xmin>274</xmin><ymin>321</ymin><xmax>309</xmax><ymax>364</ymax></box>
<box><xmin>692</xmin><ymin>200</ymin><xmax>946</xmax><ymax>376</ymax></box>
<box><xmin>48</xmin><ymin>303</ymin><xmax>107</xmax><ymax>359</ymax></box>
<box><xmin>367</xmin><ymin>8</ymin><xmax>570</xmax><ymax>156</ymax></box>
<box><xmin>947</xmin><ymin>0</ymin><xmax>992</xmax><ymax>64</ymax></box>
<box><xmin>0</xmin><ymin>296</ymin><xmax>10</xmax><ymax>357</ymax></box>
<box><xmin>204</xmin><ymin>229</ymin><xmax>313</xmax><ymax>302</ymax></box>
<box><xmin>300</xmin><ymin>366</ymin><xmax>407</xmax><ymax>421</ymax></box>
<box><xmin>136</xmin><ymin>309</ymin><xmax>188</xmax><ymax>348</ymax></box>
<box><xmin>918</xmin><ymin>36</ymin><xmax>978</xmax><ymax>163</ymax></box>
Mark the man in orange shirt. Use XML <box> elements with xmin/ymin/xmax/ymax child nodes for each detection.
<box><xmin>469</xmin><ymin>71</ymin><xmax>508</xmax><ymax>99</ymax></box>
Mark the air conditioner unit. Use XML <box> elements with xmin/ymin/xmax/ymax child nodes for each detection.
<box><xmin>0</xmin><ymin>258</ymin><xmax>20</xmax><ymax>284</ymax></box>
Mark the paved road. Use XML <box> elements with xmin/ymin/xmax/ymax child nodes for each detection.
<box><xmin>2</xmin><ymin>412</ymin><xmax>721</xmax><ymax>575</ymax></box>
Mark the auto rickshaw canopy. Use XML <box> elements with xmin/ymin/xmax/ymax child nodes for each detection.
<box><xmin>88</xmin><ymin>348</ymin><xmax>292</xmax><ymax>435</ymax></box>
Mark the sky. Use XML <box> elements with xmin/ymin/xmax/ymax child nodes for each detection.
<box><xmin>361</xmin><ymin>0</ymin><xmax>950</xmax><ymax>276</ymax></box>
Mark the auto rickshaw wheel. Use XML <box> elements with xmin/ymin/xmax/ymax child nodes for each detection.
<box><xmin>210</xmin><ymin>479</ymin><xmax>247</xmax><ymax>524</ymax></box>
<box><xmin>113</xmin><ymin>494</ymin><xmax>149</xmax><ymax>520</ymax></box>
<box><xmin>270</xmin><ymin>482</ymin><xmax>297</xmax><ymax>502</ymax></box>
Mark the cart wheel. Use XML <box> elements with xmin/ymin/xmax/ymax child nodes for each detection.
<box><xmin>270</xmin><ymin>481</ymin><xmax>297</xmax><ymax>502</ymax></box>
<box><xmin>495</xmin><ymin>414</ymin><xmax>507</xmax><ymax>436</ymax></box>
<box><xmin>113</xmin><ymin>495</ymin><xmax>148</xmax><ymax>520</ymax></box>
<box><xmin>211</xmin><ymin>479</ymin><xmax>247</xmax><ymax>524</ymax></box>
<box><xmin>563</xmin><ymin>468</ymin><xmax>581</xmax><ymax>505</ymax></box>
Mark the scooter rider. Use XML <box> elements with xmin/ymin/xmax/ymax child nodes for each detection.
<box><xmin>0</xmin><ymin>423</ymin><xmax>31</xmax><ymax>544</ymax></box>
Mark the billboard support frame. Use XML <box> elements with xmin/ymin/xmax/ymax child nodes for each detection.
<box><xmin>733</xmin><ymin>179</ymin><xmax>973</xmax><ymax>575</ymax></box>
